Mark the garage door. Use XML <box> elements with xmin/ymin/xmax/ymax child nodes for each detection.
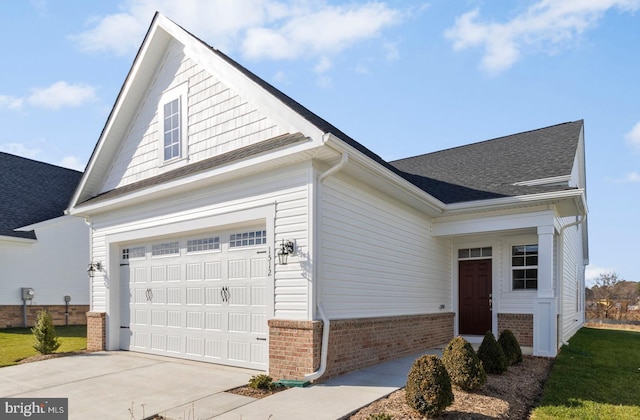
<box><xmin>119</xmin><ymin>228</ymin><xmax>269</xmax><ymax>370</ymax></box>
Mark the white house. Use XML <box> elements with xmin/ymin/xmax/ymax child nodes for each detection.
<box><xmin>68</xmin><ymin>14</ymin><xmax>588</xmax><ymax>381</ymax></box>
<box><xmin>0</xmin><ymin>152</ymin><xmax>89</xmax><ymax>328</ymax></box>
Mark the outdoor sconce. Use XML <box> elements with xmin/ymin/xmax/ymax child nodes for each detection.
<box><xmin>87</xmin><ymin>261</ymin><xmax>103</xmax><ymax>278</ymax></box>
<box><xmin>277</xmin><ymin>240</ymin><xmax>295</xmax><ymax>265</ymax></box>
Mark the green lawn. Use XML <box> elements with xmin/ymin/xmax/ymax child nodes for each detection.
<box><xmin>532</xmin><ymin>327</ymin><xmax>640</xmax><ymax>419</ymax></box>
<box><xmin>0</xmin><ymin>325</ymin><xmax>87</xmax><ymax>367</ymax></box>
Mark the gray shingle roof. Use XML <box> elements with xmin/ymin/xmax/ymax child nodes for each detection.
<box><xmin>389</xmin><ymin>121</ymin><xmax>583</xmax><ymax>204</ymax></box>
<box><xmin>0</xmin><ymin>152</ymin><xmax>83</xmax><ymax>239</ymax></box>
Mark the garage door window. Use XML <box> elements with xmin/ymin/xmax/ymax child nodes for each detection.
<box><xmin>229</xmin><ymin>230</ymin><xmax>267</xmax><ymax>248</ymax></box>
<box><xmin>187</xmin><ymin>237</ymin><xmax>220</xmax><ymax>253</ymax></box>
<box><xmin>122</xmin><ymin>246</ymin><xmax>146</xmax><ymax>260</ymax></box>
<box><xmin>152</xmin><ymin>241</ymin><xmax>180</xmax><ymax>256</ymax></box>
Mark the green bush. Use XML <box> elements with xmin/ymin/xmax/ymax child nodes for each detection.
<box><xmin>31</xmin><ymin>309</ymin><xmax>61</xmax><ymax>355</ymax></box>
<box><xmin>442</xmin><ymin>336</ymin><xmax>487</xmax><ymax>391</ymax></box>
<box><xmin>405</xmin><ymin>354</ymin><xmax>454</xmax><ymax>417</ymax></box>
<box><xmin>367</xmin><ymin>414</ymin><xmax>393</xmax><ymax>420</ymax></box>
<box><xmin>498</xmin><ymin>329</ymin><xmax>523</xmax><ymax>365</ymax></box>
<box><xmin>477</xmin><ymin>331</ymin><xmax>508</xmax><ymax>374</ymax></box>
<box><xmin>248</xmin><ymin>374</ymin><xmax>276</xmax><ymax>391</ymax></box>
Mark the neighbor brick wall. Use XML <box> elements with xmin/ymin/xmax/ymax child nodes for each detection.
<box><xmin>86</xmin><ymin>311</ymin><xmax>106</xmax><ymax>351</ymax></box>
<box><xmin>269</xmin><ymin>313</ymin><xmax>454</xmax><ymax>382</ymax></box>
<box><xmin>498</xmin><ymin>313</ymin><xmax>533</xmax><ymax>347</ymax></box>
<box><xmin>0</xmin><ymin>305</ymin><xmax>89</xmax><ymax>328</ymax></box>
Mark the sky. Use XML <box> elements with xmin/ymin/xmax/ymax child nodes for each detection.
<box><xmin>1</xmin><ymin>0</ymin><xmax>639</xmax><ymax>284</ymax></box>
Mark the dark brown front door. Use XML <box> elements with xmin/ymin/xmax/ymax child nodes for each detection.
<box><xmin>458</xmin><ymin>259</ymin><xmax>492</xmax><ymax>335</ymax></box>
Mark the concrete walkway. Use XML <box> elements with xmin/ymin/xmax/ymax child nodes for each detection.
<box><xmin>0</xmin><ymin>350</ymin><xmax>443</xmax><ymax>419</ymax></box>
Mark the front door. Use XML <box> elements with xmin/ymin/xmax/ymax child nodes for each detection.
<box><xmin>458</xmin><ymin>259</ymin><xmax>492</xmax><ymax>335</ymax></box>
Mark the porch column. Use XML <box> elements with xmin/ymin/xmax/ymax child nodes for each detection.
<box><xmin>533</xmin><ymin>225</ymin><xmax>557</xmax><ymax>357</ymax></box>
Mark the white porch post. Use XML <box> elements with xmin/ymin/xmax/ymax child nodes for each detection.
<box><xmin>533</xmin><ymin>225</ymin><xmax>557</xmax><ymax>357</ymax></box>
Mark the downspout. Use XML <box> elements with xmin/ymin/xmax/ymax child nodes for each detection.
<box><xmin>304</xmin><ymin>151</ymin><xmax>348</xmax><ymax>382</ymax></box>
<box><xmin>558</xmin><ymin>214</ymin><xmax>587</xmax><ymax>346</ymax></box>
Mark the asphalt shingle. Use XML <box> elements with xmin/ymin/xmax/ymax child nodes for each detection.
<box><xmin>0</xmin><ymin>152</ymin><xmax>83</xmax><ymax>239</ymax></box>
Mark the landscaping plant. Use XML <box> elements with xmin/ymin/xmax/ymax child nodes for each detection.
<box><xmin>31</xmin><ymin>309</ymin><xmax>61</xmax><ymax>355</ymax></box>
<box><xmin>248</xmin><ymin>374</ymin><xmax>276</xmax><ymax>391</ymax></box>
<box><xmin>477</xmin><ymin>330</ymin><xmax>508</xmax><ymax>374</ymax></box>
<box><xmin>498</xmin><ymin>329</ymin><xmax>523</xmax><ymax>365</ymax></box>
<box><xmin>442</xmin><ymin>336</ymin><xmax>487</xmax><ymax>391</ymax></box>
<box><xmin>405</xmin><ymin>354</ymin><xmax>454</xmax><ymax>417</ymax></box>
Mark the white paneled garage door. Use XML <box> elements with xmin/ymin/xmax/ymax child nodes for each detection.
<box><xmin>119</xmin><ymin>228</ymin><xmax>269</xmax><ymax>370</ymax></box>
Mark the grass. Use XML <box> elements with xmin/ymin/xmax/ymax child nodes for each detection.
<box><xmin>0</xmin><ymin>325</ymin><xmax>87</xmax><ymax>367</ymax></box>
<box><xmin>532</xmin><ymin>327</ymin><xmax>640</xmax><ymax>419</ymax></box>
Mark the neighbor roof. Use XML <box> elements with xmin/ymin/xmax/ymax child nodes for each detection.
<box><xmin>0</xmin><ymin>152</ymin><xmax>83</xmax><ymax>239</ymax></box>
<box><xmin>389</xmin><ymin>121</ymin><xmax>584</xmax><ymax>204</ymax></box>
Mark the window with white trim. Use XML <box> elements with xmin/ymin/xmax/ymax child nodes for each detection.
<box><xmin>163</xmin><ymin>98</ymin><xmax>181</xmax><ymax>161</ymax></box>
<box><xmin>512</xmin><ymin>244</ymin><xmax>538</xmax><ymax>290</ymax></box>
<box><xmin>158</xmin><ymin>84</ymin><xmax>187</xmax><ymax>164</ymax></box>
<box><xmin>458</xmin><ymin>247</ymin><xmax>492</xmax><ymax>259</ymax></box>
<box><xmin>151</xmin><ymin>241</ymin><xmax>180</xmax><ymax>256</ymax></box>
<box><xmin>229</xmin><ymin>230</ymin><xmax>267</xmax><ymax>248</ymax></box>
<box><xmin>187</xmin><ymin>237</ymin><xmax>220</xmax><ymax>253</ymax></box>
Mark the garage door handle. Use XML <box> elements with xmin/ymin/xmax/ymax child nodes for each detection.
<box><xmin>221</xmin><ymin>286</ymin><xmax>230</xmax><ymax>303</ymax></box>
<box><xmin>146</xmin><ymin>288</ymin><xmax>153</xmax><ymax>302</ymax></box>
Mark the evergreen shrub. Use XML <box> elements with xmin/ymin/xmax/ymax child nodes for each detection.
<box><xmin>477</xmin><ymin>331</ymin><xmax>508</xmax><ymax>374</ymax></box>
<box><xmin>442</xmin><ymin>336</ymin><xmax>487</xmax><ymax>391</ymax></box>
<box><xmin>405</xmin><ymin>354</ymin><xmax>454</xmax><ymax>417</ymax></box>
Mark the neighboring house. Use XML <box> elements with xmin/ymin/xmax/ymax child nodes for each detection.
<box><xmin>0</xmin><ymin>152</ymin><xmax>89</xmax><ymax>328</ymax></box>
<box><xmin>68</xmin><ymin>14</ymin><xmax>588</xmax><ymax>381</ymax></box>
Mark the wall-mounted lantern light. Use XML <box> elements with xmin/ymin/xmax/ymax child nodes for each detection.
<box><xmin>87</xmin><ymin>261</ymin><xmax>103</xmax><ymax>278</ymax></box>
<box><xmin>277</xmin><ymin>240</ymin><xmax>295</xmax><ymax>265</ymax></box>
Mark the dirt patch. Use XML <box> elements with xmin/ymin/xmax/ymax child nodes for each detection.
<box><xmin>349</xmin><ymin>356</ymin><xmax>552</xmax><ymax>419</ymax></box>
<box><xmin>17</xmin><ymin>350</ymin><xmax>90</xmax><ymax>364</ymax></box>
<box><xmin>226</xmin><ymin>384</ymin><xmax>289</xmax><ymax>399</ymax></box>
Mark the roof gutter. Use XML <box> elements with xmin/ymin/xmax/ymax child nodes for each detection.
<box><xmin>304</xmin><ymin>146</ymin><xmax>348</xmax><ymax>383</ymax></box>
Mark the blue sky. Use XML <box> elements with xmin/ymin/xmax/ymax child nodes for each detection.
<box><xmin>1</xmin><ymin>1</ymin><xmax>639</xmax><ymax>283</ymax></box>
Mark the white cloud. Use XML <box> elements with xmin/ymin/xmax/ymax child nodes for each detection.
<box><xmin>71</xmin><ymin>0</ymin><xmax>402</xmax><ymax>70</ymax></box>
<box><xmin>0</xmin><ymin>95</ymin><xmax>24</xmax><ymax>110</ymax></box>
<box><xmin>27</xmin><ymin>81</ymin><xmax>97</xmax><ymax>111</ymax></box>
<box><xmin>0</xmin><ymin>143</ymin><xmax>43</xmax><ymax>159</ymax></box>
<box><xmin>445</xmin><ymin>0</ymin><xmax>640</xmax><ymax>74</ymax></box>
<box><xmin>625</xmin><ymin>121</ymin><xmax>640</xmax><ymax>150</ymax></box>
<box><xmin>586</xmin><ymin>264</ymin><xmax>616</xmax><ymax>285</ymax></box>
<box><xmin>58</xmin><ymin>156</ymin><xmax>86</xmax><ymax>171</ymax></box>
<box><xmin>622</xmin><ymin>171</ymin><xmax>640</xmax><ymax>182</ymax></box>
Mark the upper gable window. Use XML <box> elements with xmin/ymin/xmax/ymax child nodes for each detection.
<box><xmin>159</xmin><ymin>84</ymin><xmax>187</xmax><ymax>165</ymax></box>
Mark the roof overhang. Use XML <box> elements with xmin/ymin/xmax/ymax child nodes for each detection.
<box><xmin>0</xmin><ymin>235</ymin><xmax>36</xmax><ymax>244</ymax></box>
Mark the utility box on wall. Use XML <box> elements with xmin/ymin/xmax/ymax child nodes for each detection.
<box><xmin>21</xmin><ymin>287</ymin><xmax>35</xmax><ymax>301</ymax></box>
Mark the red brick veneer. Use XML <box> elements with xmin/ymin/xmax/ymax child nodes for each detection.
<box><xmin>86</xmin><ymin>311</ymin><xmax>106</xmax><ymax>351</ymax></box>
<box><xmin>498</xmin><ymin>313</ymin><xmax>533</xmax><ymax>346</ymax></box>
<box><xmin>0</xmin><ymin>305</ymin><xmax>89</xmax><ymax>328</ymax></box>
<box><xmin>269</xmin><ymin>313</ymin><xmax>454</xmax><ymax>382</ymax></box>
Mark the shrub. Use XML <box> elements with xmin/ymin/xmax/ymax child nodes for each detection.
<box><xmin>31</xmin><ymin>309</ymin><xmax>61</xmax><ymax>355</ymax></box>
<box><xmin>442</xmin><ymin>336</ymin><xmax>487</xmax><ymax>391</ymax></box>
<box><xmin>405</xmin><ymin>354</ymin><xmax>454</xmax><ymax>417</ymax></box>
<box><xmin>477</xmin><ymin>331</ymin><xmax>508</xmax><ymax>374</ymax></box>
<box><xmin>248</xmin><ymin>374</ymin><xmax>276</xmax><ymax>391</ymax></box>
<box><xmin>498</xmin><ymin>329</ymin><xmax>523</xmax><ymax>365</ymax></box>
<box><xmin>367</xmin><ymin>414</ymin><xmax>393</xmax><ymax>420</ymax></box>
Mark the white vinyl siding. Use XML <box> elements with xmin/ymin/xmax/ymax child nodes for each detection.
<box><xmin>320</xmin><ymin>176</ymin><xmax>450</xmax><ymax>319</ymax></box>
<box><xmin>100</xmin><ymin>41</ymin><xmax>285</xmax><ymax>193</ymax></box>
<box><xmin>560</xmin><ymin>216</ymin><xmax>585</xmax><ymax>341</ymax></box>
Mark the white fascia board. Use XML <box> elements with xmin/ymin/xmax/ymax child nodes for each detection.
<box><xmin>322</xmin><ymin>134</ymin><xmax>445</xmax><ymax>216</ymax></box>
<box><xmin>14</xmin><ymin>215</ymin><xmax>74</xmax><ymax>231</ymax></box>
<box><xmin>444</xmin><ymin>189</ymin><xmax>587</xmax><ymax>216</ymax></box>
<box><xmin>69</xmin><ymin>140</ymin><xmax>320</xmax><ymax>216</ymax></box>
<box><xmin>0</xmin><ymin>235</ymin><xmax>36</xmax><ymax>244</ymax></box>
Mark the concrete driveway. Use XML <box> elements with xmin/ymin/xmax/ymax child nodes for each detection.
<box><xmin>0</xmin><ymin>351</ymin><xmax>258</xmax><ymax>419</ymax></box>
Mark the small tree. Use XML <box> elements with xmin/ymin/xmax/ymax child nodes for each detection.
<box><xmin>405</xmin><ymin>354</ymin><xmax>454</xmax><ymax>417</ymax></box>
<box><xmin>32</xmin><ymin>309</ymin><xmax>61</xmax><ymax>355</ymax></box>
<box><xmin>442</xmin><ymin>336</ymin><xmax>486</xmax><ymax>391</ymax></box>
<box><xmin>477</xmin><ymin>331</ymin><xmax>508</xmax><ymax>374</ymax></box>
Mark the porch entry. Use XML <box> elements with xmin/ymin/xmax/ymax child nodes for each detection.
<box><xmin>458</xmin><ymin>259</ymin><xmax>492</xmax><ymax>335</ymax></box>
